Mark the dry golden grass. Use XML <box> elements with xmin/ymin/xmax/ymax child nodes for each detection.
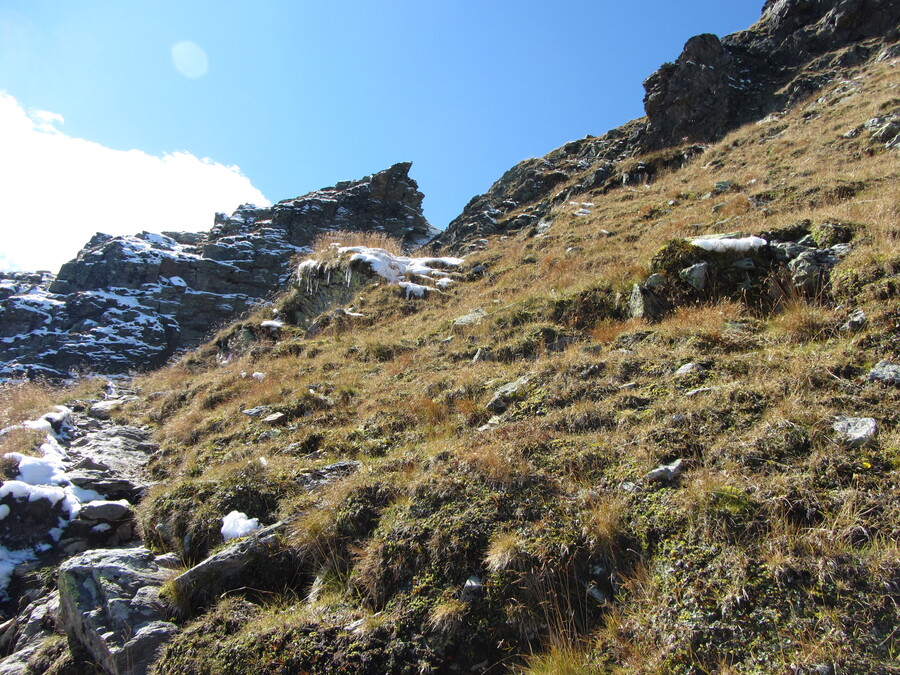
<box><xmin>115</xmin><ymin>54</ymin><xmax>900</xmax><ymax>675</ymax></box>
<box><xmin>311</xmin><ymin>229</ymin><xmax>404</xmax><ymax>258</ymax></box>
<box><xmin>485</xmin><ymin>530</ymin><xmax>525</xmax><ymax>573</ymax></box>
<box><xmin>579</xmin><ymin>495</ymin><xmax>625</xmax><ymax>558</ymax></box>
<box><xmin>769</xmin><ymin>299</ymin><xmax>838</xmax><ymax>343</ymax></box>
<box><xmin>427</xmin><ymin>598</ymin><xmax>467</xmax><ymax>634</ymax></box>
<box><xmin>0</xmin><ymin>380</ymin><xmax>58</xmax><ymax>428</ymax></box>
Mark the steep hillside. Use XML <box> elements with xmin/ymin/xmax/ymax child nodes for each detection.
<box><xmin>0</xmin><ymin>1</ymin><xmax>899</xmax><ymax>673</ymax></box>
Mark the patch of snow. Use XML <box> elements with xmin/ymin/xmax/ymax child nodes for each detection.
<box><xmin>221</xmin><ymin>510</ymin><xmax>260</xmax><ymax>541</ymax></box>
<box><xmin>0</xmin><ymin>547</ymin><xmax>36</xmax><ymax>600</ymax></box>
<box><xmin>690</xmin><ymin>236</ymin><xmax>767</xmax><ymax>253</ymax></box>
<box><xmin>252</xmin><ymin>372</ymin><xmax>266</xmax><ymax>382</ymax></box>
<box><xmin>260</xmin><ymin>320</ymin><xmax>283</xmax><ymax>329</ymax></box>
<box><xmin>398</xmin><ymin>281</ymin><xmax>434</xmax><ymax>298</ymax></box>
<box><xmin>298</xmin><ymin>247</ymin><xmax>462</xmax><ymax>297</ymax></box>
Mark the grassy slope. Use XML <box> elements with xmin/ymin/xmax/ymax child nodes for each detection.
<box><xmin>100</xmin><ymin>53</ymin><xmax>900</xmax><ymax>674</ymax></box>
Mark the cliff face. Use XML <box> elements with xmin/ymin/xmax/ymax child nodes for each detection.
<box><xmin>642</xmin><ymin>0</ymin><xmax>900</xmax><ymax>148</ymax></box>
<box><xmin>433</xmin><ymin>0</ymin><xmax>900</xmax><ymax>253</ymax></box>
<box><xmin>0</xmin><ymin>163</ymin><xmax>436</xmax><ymax>378</ymax></box>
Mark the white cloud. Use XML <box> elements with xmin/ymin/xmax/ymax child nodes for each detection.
<box><xmin>0</xmin><ymin>92</ymin><xmax>269</xmax><ymax>272</ymax></box>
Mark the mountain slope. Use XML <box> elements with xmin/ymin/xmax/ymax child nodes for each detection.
<box><xmin>0</xmin><ymin>1</ymin><xmax>899</xmax><ymax>673</ymax></box>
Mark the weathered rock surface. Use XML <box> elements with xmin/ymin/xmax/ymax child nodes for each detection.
<box><xmin>57</xmin><ymin>547</ymin><xmax>178</xmax><ymax>675</ymax></box>
<box><xmin>432</xmin><ymin>120</ymin><xmax>649</xmax><ymax>253</ymax></box>
<box><xmin>487</xmin><ymin>377</ymin><xmax>531</xmax><ymax>414</ymax></box>
<box><xmin>171</xmin><ymin>522</ymin><xmax>290</xmax><ymax>611</ymax></box>
<box><xmin>0</xmin><ymin>590</ymin><xmax>60</xmax><ymax>674</ymax></box>
<box><xmin>832</xmin><ymin>416</ymin><xmax>877</xmax><ymax>447</ymax></box>
<box><xmin>868</xmin><ymin>360</ymin><xmax>900</xmax><ymax>386</ymax></box>
<box><xmin>0</xmin><ymin>163</ymin><xmax>435</xmax><ymax>378</ymax></box>
<box><xmin>642</xmin><ymin>0</ymin><xmax>900</xmax><ymax>149</ymax></box>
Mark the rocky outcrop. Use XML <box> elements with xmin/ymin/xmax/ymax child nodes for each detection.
<box><xmin>431</xmin><ymin>120</ymin><xmax>648</xmax><ymax>253</ymax></box>
<box><xmin>57</xmin><ymin>547</ymin><xmax>178</xmax><ymax>675</ymax></box>
<box><xmin>434</xmin><ymin>0</ymin><xmax>900</xmax><ymax>253</ymax></box>
<box><xmin>0</xmin><ymin>163</ymin><xmax>436</xmax><ymax>378</ymax></box>
<box><xmin>642</xmin><ymin>0</ymin><xmax>900</xmax><ymax>148</ymax></box>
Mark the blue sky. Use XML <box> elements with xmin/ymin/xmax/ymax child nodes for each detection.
<box><xmin>1</xmin><ymin>1</ymin><xmax>763</xmax><ymax>271</ymax></box>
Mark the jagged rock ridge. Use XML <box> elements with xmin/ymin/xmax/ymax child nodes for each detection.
<box><xmin>433</xmin><ymin>0</ymin><xmax>900</xmax><ymax>253</ymax></box>
<box><xmin>0</xmin><ymin>163</ymin><xmax>436</xmax><ymax>378</ymax></box>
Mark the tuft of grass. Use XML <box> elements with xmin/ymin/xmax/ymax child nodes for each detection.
<box><xmin>427</xmin><ymin>598</ymin><xmax>467</xmax><ymax>634</ymax></box>
<box><xmin>310</xmin><ymin>229</ymin><xmax>404</xmax><ymax>259</ymax></box>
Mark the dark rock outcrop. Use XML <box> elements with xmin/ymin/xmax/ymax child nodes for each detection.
<box><xmin>432</xmin><ymin>120</ymin><xmax>648</xmax><ymax>253</ymax></box>
<box><xmin>434</xmin><ymin>0</ymin><xmax>900</xmax><ymax>253</ymax></box>
<box><xmin>642</xmin><ymin>0</ymin><xmax>900</xmax><ymax>148</ymax></box>
<box><xmin>0</xmin><ymin>163</ymin><xmax>435</xmax><ymax>378</ymax></box>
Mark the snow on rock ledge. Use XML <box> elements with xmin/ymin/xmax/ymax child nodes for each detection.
<box><xmin>689</xmin><ymin>235</ymin><xmax>767</xmax><ymax>253</ymax></box>
<box><xmin>298</xmin><ymin>246</ymin><xmax>463</xmax><ymax>299</ymax></box>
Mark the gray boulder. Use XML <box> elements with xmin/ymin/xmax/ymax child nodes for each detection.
<box><xmin>646</xmin><ymin>458</ymin><xmax>684</xmax><ymax>484</ymax></box>
<box><xmin>171</xmin><ymin>522</ymin><xmax>290</xmax><ymax>611</ymax></box>
<box><xmin>629</xmin><ymin>284</ymin><xmax>663</xmax><ymax>321</ymax></box>
<box><xmin>868</xmin><ymin>360</ymin><xmax>900</xmax><ymax>386</ymax></box>
<box><xmin>679</xmin><ymin>262</ymin><xmax>708</xmax><ymax>291</ymax></box>
<box><xmin>832</xmin><ymin>416</ymin><xmax>877</xmax><ymax>447</ymax></box>
<box><xmin>487</xmin><ymin>377</ymin><xmax>531</xmax><ymax>413</ymax></box>
<box><xmin>0</xmin><ymin>590</ymin><xmax>60</xmax><ymax>674</ymax></box>
<box><xmin>58</xmin><ymin>547</ymin><xmax>178</xmax><ymax>675</ymax></box>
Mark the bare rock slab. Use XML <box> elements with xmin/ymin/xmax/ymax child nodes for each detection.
<box><xmin>58</xmin><ymin>547</ymin><xmax>178</xmax><ymax>675</ymax></box>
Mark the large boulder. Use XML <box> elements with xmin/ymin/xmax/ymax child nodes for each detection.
<box><xmin>57</xmin><ymin>547</ymin><xmax>178</xmax><ymax>675</ymax></box>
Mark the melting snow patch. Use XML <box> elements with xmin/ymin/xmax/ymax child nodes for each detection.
<box><xmin>260</xmin><ymin>320</ymin><xmax>283</xmax><ymax>329</ymax></box>
<box><xmin>298</xmin><ymin>246</ymin><xmax>462</xmax><ymax>297</ymax></box>
<box><xmin>221</xmin><ymin>510</ymin><xmax>260</xmax><ymax>541</ymax></box>
<box><xmin>690</xmin><ymin>236</ymin><xmax>767</xmax><ymax>253</ymax></box>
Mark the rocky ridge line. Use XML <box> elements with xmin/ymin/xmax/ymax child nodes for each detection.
<box><xmin>0</xmin><ymin>162</ymin><xmax>436</xmax><ymax>379</ymax></box>
<box><xmin>432</xmin><ymin>0</ymin><xmax>900</xmax><ymax>253</ymax></box>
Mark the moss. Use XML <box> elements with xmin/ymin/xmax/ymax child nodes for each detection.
<box><xmin>138</xmin><ymin>462</ymin><xmax>295</xmax><ymax>561</ymax></box>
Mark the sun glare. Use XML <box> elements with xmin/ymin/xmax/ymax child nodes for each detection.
<box><xmin>171</xmin><ymin>40</ymin><xmax>209</xmax><ymax>79</ymax></box>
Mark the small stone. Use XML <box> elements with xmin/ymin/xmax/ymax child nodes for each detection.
<box><xmin>629</xmin><ymin>284</ymin><xmax>663</xmax><ymax>321</ymax></box>
<box><xmin>78</xmin><ymin>500</ymin><xmax>132</xmax><ymax>522</ymax></box>
<box><xmin>645</xmin><ymin>273</ymin><xmax>666</xmax><ymax>289</ymax></box>
<box><xmin>262</xmin><ymin>412</ymin><xmax>286</xmax><ymax>425</ymax></box>
<box><xmin>840</xmin><ymin>308</ymin><xmax>867</xmax><ymax>332</ymax></box>
<box><xmin>88</xmin><ymin>400</ymin><xmax>122</xmax><ymax>420</ymax></box>
<box><xmin>679</xmin><ymin>262</ymin><xmax>708</xmax><ymax>291</ymax></box>
<box><xmin>579</xmin><ymin>364</ymin><xmax>602</xmax><ymax>379</ymax></box>
<box><xmin>685</xmin><ymin>386</ymin><xmax>718</xmax><ymax>397</ymax></box>
<box><xmin>674</xmin><ymin>362</ymin><xmax>702</xmax><ymax>377</ymax></box>
<box><xmin>646</xmin><ymin>458</ymin><xmax>683</xmax><ymax>484</ymax></box>
<box><xmin>832</xmin><ymin>416</ymin><xmax>877</xmax><ymax>447</ymax></box>
<box><xmin>241</xmin><ymin>406</ymin><xmax>271</xmax><ymax>418</ymax></box>
<box><xmin>731</xmin><ymin>258</ymin><xmax>755</xmax><ymax>270</ymax></box>
<box><xmin>868</xmin><ymin>360</ymin><xmax>900</xmax><ymax>386</ymax></box>
<box><xmin>486</xmin><ymin>377</ymin><xmax>530</xmax><ymax>413</ymax></box>
<box><xmin>586</xmin><ymin>583</ymin><xmax>610</xmax><ymax>604</ymax></box>
<box><xmin>452</xmin><ymin>308</ymin><xmax>487</xmax><ymax>329</ymax></box>
<box><xmin>460</xmin><ymin>576</ymin><xmax>484</xmax><ymax>603</ymax></box>
<box><xmin>713</xmin><ymin>180</ymin><xmax>734</xmax><ymax>194</ymax></box>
